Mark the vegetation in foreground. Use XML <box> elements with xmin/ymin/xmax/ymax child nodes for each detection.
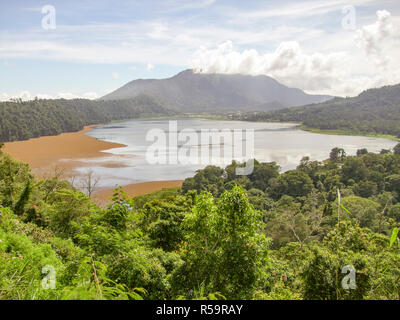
<box><xmin>0</xmin><ymin>143</ymin><xmax>400</xmax><ymax>300</ymax></box>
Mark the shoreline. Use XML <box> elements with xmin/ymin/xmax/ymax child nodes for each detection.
<box><xmin>193</xmin><ymin>115</ymin><xmax>400</xmax><ymax>142</ymax></box>
<box><xmin>93</xmin><ymin>180</ymin><xmax>183</xmax><ymax>206</ymax></box>
<box><xmin>298</xmin><ymin>125</ymin><xmax>400</xmax><ymax>142</ymax></box>
<box><xmin>3</xmin><ymin>125</ymin><xmax>127</xmax><ymax>178</ymax></box>
<box><xmin>4</xmin><ymin>117</ymin><xmax>395</xmax><ymax>205</ymax></box>
<box><xmin>3</xmin><ymin>125</ymin><xmax>184</xmax><ymax>204</ymax></box>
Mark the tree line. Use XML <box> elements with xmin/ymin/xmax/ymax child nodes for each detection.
<box><xmin>0</xmin><ymin>94</ymin><xmax>173</xmax><ymax>142</ymax></box>
<box><xmin>232</xmin><ymin>84</ymin><xmax>400</xmax><ymax>138</ymax></box>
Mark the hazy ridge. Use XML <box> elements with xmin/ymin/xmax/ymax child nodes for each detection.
<box><xmin>101</xmin><ymin>69</ymin><xmax>332</xmax><ymax>112</ymax></box>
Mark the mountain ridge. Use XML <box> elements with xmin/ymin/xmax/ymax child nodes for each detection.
<box><xmin>100</xmin><ymin>69</ymin><xmax>333</xmax><ymax>112</ymax></box>
<box><xmin>235</xmin><ymin>83</ymin><xmax>400</xmax><ymax>139</ymax></box>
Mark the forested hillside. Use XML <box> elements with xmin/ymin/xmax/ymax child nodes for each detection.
<box><xmin>236</xmin><ymin>84</ymin><xmax>400</xmax><ymax>138</ymax></box>
<box><xmin>1</xmin><ymin>143</ymin><xmax>399</xmax><ymax>300</ymax></box>
<box><xmin>0</xmin><ymin>95</ymin><xmax>173</xmax><ymax>142</ymax></box>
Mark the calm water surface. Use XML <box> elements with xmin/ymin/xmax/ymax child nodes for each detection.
<box><xmin>79</xmin><ymin>118</ymin><xmax>397</xmax><ymax>188</ymax></box>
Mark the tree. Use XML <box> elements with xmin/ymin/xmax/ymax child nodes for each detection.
<box><xmin>297</xmin><ymin>157</ymin><xmax>322</xmax><ymax>182</ymax></box>
<box><xmin>330</xmin><ymin>147</ymin><xmax>346</xmax><ymax>162</ymax></box>
<box><xmin>46</xmin><ymin>188</ymin><xmax>94</xmax><ymax>238</ymax></box>
<box><xmin>302</xmin><ymin>222</ymin><xmax>372</xmax><ymax>300</ymax></box>
<box><xmin>357</xmin><ymin>148</ymin><xmax>368</xmax><ymax>156</ymax></box>
<box><xmin>380</xmin><ymin>149</ymin><xmax>392</xmax><ymax>155</ymax></box>
<box><xmin>13</xmin><ymin>180</ymin><xmax>32</xmax><ymax>215</ymax></box>
<box><xmin>248</xmin><ymin>161</ymin><xmax>280</xmax><ymax>191</ymax></box>
<box><xmin>141</xmin><ymin>195</ymin><xmax>189</xmax><ymax>251</ymax></box>
<box><xmin>215</xmin><ymin>186</ymin><xmax>270</xmax><ymax>298</ymax></box>
<box><xmin>353</xmin><ymin>180</ymin><xmax>377</xmax><ymax>198</ymax></box>
<box><xmin>173</xmin><ymin>186</ymin><xmax>270</xmax><ymax>299</ymax></box>
<box><xmin>385</xmin><ymin>174</ymin><xmax>400</xmax><ymax>192</ymax></box>
<box><xmin>340</xmin><ymin>196</ymin><xmax>382</xmax><ymax>231</ymax></box>
<box><xmin>0</xmin><ymin>154</ymin><xmax>33</xmax><ymax>208</ymax></box>
<box><xmin>394</xmin><ymin>143</ymin><xmax>400</xmax><ymax>155</ymax></box>
<box><xmin>341</xmin><ymin>157</ymin><xmax>368</xmax><ymax>183</ymax></box>
<box><xmin>267</xmin><ymin>206</ymin><xmax>324</xmax><ymax>248</ymax></box>
<box><xmin>302</xmin><ymin>244</ymin><xmax>371</xmax><ymax>300</ymax></box>
<box><xmin>388</xmin><ymin>203</ymin><xmax>400</xmax><ymax>222</ymax></box>
<box><xmin>181</xmin><ymin>165</ymin><xmax>225</xmax><ymax>196</ymax></box>
<box><xmin>79</xmin><ymin>170</ymin><xmax>100</xmax><ymax>198</ymax></box>
<box><xmin>270</xmin><ymin>170</ymin><xmax>314</xmax><ymax>199</ymax></box>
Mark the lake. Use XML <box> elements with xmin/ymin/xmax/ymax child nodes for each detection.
<box><xmin>79</xmin><ymin>118</ymin><xmax>397</xmax><ymax>188</ymax></box>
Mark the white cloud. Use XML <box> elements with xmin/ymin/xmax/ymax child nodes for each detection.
<box><xmin>0</xmin><ymin>91</ymin><xmax>33</xmax><ymax>101</ymax></box>
<box><xmin>190</xmin><ymin>10</ymin><xmax>400</xmax><ymax>97</ymax></box>
<box><xmin>112</xmin><ymin>72</ymin><xmax>119</xmax><ymax>79</ymax></box>
<box><xmin>147</xmin><ymin>22</ymin><xmax>169</xmax><ymax>40</ymax></box>
<box><xmin>82</xmin><ymin>92</ymin><xmax>99</xmax><ymax>99</ymax></box>
<box><xmin>19</xmin><ymin>91</ymin><xmax>32</xmax><ymax>101</ymax></box>
<box><xmin>57</xmin><ymin>92</ymin><xmax>79</xmax><ymax>99</ymax></box>
<box><xmin>0</xmin><ymin>91</ymin><xmax>99</xmax><ymax>101</ymax></box>
<box><xmin>355</xmin><ymin>10</ymin><xmax>397</xmax><ymax>67</ymax></box>
<box><xmin>1</xmin><ymin>3</ymin><xmax>399</xmax><ymax>98</ymax></box>
<box><xmin>0</xmin><ymin>38</ymin><xmax>186</xmax><ymax>66</ymax></box>
<box><xmin>146</xmin><ymin>62</ymin><xmax>154</xmax><ymax>71</ymax></box>
<box><xmin>0</xmin><ymin>18</ymin><xmax>329</xmax><ymax>67</ymax></box>
<box><xmin>0</xmin><ymin>93</ymin><xmax>10</xmax><ymax>101</ymax></box>
<box><xmin>191</xmin><ymin>40</ymin><xmax>346</xmax><ymax>93</ymax></box>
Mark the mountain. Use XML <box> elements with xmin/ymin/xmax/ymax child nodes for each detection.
<box><xmin>238</xmin><ymin>83</ymin><xmax>400</xmax><ymax>138</ymax></box>
<box><xmin>100</xmin><ymin>69</ymin><xmax>332</xmax><ymax>112</ymax></box>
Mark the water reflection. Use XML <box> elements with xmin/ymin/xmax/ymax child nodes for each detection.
<box><xmin>76</xmin><ymin>118</ymin><xmax>397</xmax><ymax>188</ymax></box>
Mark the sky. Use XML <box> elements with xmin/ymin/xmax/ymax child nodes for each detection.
<box><xmin>0</xmin><ymin>0</ymin><xmax>399</xmax><ymax>101</ymax></box>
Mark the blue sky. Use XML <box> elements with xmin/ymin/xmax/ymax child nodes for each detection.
<box><xmin>0</xmin><ymin>0</ymin><xmax>399</xmax><ymax>100</ymax></box>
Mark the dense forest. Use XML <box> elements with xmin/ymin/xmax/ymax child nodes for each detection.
<box><xmin>1</xmin><ymin>142</ymin><xmax>399</xmax><ymax>300</ymax></box>
<box><xmin>232</xmin><ymin>84</ymin><xmax>400</xmax><ymax>138</ymax></box>
<box><xmin>0</xmin><ymin>95</ymin><xmax>173</xmax><ymax>142</ymax></box>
